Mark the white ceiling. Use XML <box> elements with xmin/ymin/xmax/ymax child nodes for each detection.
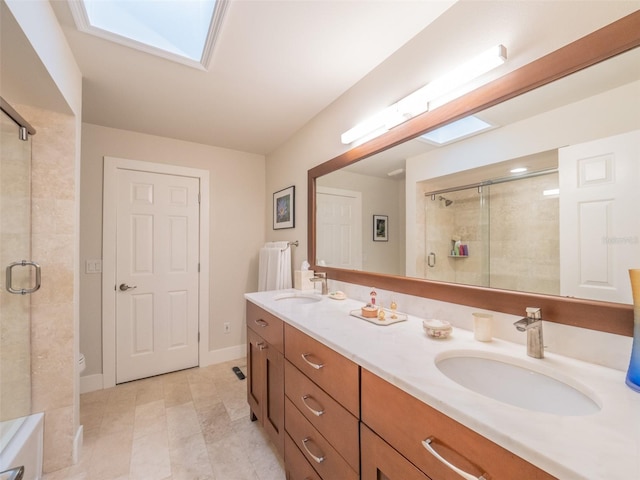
<box><xmin>49</xmin><ymin>0</ymin><xmax>456</xmax><ymax>155</ymax></box>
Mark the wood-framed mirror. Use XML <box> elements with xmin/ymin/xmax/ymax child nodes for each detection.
<box><xmin>308</xmin><ymin>11</ymin><xmax>640</xmax><ymax>337</ymax></box>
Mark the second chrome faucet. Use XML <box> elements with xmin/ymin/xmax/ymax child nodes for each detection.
<box><xmin>513</xmin><ymin>307</ymin><xmax>545</xmax><ymax>359</ymax></box>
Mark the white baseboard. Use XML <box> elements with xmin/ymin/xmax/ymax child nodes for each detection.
<box><xmin>80</xmin><ymin>374</ymin><xmax>103</xmax><ymax>394</ymax></box>
<box><xmin>72</xmin><ymin>425</ymin><xmax>83</xmax><ymax>464</ymax></box>
<box><xmin>202</xmin><ymin>344</ymin><xmax>246</xmax><ymax>367</ymax></box>
<box><xmin>80</xmin><ymin>345</ymin><xmax>245</xmax><ymax>394</ymax></box>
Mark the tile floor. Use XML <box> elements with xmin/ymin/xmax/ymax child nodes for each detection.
<box><xmin>43</xmin><ymin>359</ymin><xmax>285</xmax><ymax>480</ymax></box>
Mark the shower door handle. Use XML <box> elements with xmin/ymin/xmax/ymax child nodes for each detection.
<box><xmin>0</xmin><ymin>466</ymin><xmax>24</xmax><ymax>480</ymax></box>
<box><xmin>5</xmin><ymin>260</ymin><xmax>41</xmax><ymax>295</ymax></box>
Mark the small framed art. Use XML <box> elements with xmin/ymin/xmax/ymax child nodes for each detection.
<box><xmin>273</xmin><ymin>186</ymin><xmax>295</xmax><ymax>229</ymax></box>
<box><xmin>373</xmin><ymin>215</ymin><xmax>388</xmax><ymax>241</ymax></box>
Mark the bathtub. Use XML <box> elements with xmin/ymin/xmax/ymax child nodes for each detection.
<box><xmin>0</xmin><ymin>413</ymin><xmax>43</xmax><ymax>480</ymax></box>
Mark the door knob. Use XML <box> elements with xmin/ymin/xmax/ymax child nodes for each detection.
<box><xmin>119</xmin><ymin>283</ymin><xmax>137</xmax><ymax>291</ymax></box>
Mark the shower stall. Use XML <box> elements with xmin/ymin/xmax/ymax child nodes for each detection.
<box><xmin>0</xmin><ymin>98</ymin><xmax>43</xmax><ymax>479</ymax></box>
<box><xmin>423</xmin><ymin>169</ymin><xmax>560</xmax><ymax>296</ymax></box>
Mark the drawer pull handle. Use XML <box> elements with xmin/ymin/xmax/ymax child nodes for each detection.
<box><xmin>301</xmin><ymin>394</ymin><xmax>325</xmax><ymax>416</ymax></box>
<box><xmin>254</xmin><ymin>319</ymin><xmax>269</xmax><ymax>327</ymax></box>
<box><xmin>302</xmin><ymin>437</ymin><xmax>325</xmax><ymax>464</ymax></box>
<box><xmin>257</xmin><ymin>342</ymin><xmax>267</xmax><ymax>351</ymax></box>
<box><xmin>422</xmin><ymin>437</ymin><xmax>488</xmax><ymax>480</ymax></box>
<box><xmin>301</xmin><ymin>353</ymin><xmax>324</xmax><ymax>370</ymax></box>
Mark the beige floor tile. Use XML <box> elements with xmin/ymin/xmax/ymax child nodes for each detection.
<box><xmin>133</xmin><ymin>399</ymin><xmax>166</xmax><ymax>439</ymax></box>
<box><xmin>169</xmin><ymin>431</ymin><xmax>214</xmax><ymax>480</ymax></box>
<box><xmin>73</xmin><ymin>358</ymin><xmax>281</xmax><ymax>480</ymax></box>
<box><xmin>166</xmin><ymin>402</ymin><xmax>201</xmax><ymax>442</ymax></box>
<box><xmin>129</xmin><ymin>430</ymin><xmax>172</xmax><ymax>480</ymax></box>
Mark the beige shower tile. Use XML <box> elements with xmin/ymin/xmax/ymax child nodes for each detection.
<box><xmin>42</xmin><ymin>406</ymin><xmax>75</xmax><ymax>473</ymax></box>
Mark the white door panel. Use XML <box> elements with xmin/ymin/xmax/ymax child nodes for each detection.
<box><xmin>116</xmin><ymin>169</ymin><xmax>200</xmax><ymax>383</ymax></box>
<box><xmin>316</xmin><ymin>187</ymin><xmax>362</xmax><ymax>270</ymax></box>
<box><xmin>559</xmin><ymin>130</ymin><xmax>640</xmax><ymax>304</ymax></box>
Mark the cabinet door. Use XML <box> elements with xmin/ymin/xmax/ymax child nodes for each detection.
<box><xmin>247</xmin><ymin>328</ymin><xmax>265</xmax><ymax>420</ymax></box>
<box><xmin>264</xmin><ymin>343</ymin><xmax>284</xmax><ymax>455</ymax></box>
<box><xmin>361</xmin><ymin>424</ymin><xmax>431</xmax><ymax>480</ymax></box>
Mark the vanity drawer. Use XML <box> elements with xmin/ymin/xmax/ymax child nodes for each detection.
<box><xmin>246</xmin><ymin>301</ymin><xmax>283</xmax><ymax>353</ymax></box>
<box><xmin>361</xmin><ymin>369</ymin><xmax>557</xmax><ymax>480</ymax></box>
<box><xmin>285</xmin><ymin>397</ymin><xmax>358</xmax><ymax>480</ymax></box>
<box><xmin>285</xmin><ymin>432</ymin><xmax>322</xmax><ymax>480</ymax></box>
<box><xmin>284</xmin><ymin>360</ymin><xmax>359</xmax><ymax>472</ymax></box>
<box><xmin>284</xmin><ymin>324</ymin><xmax>359</xmax><ymax>416</ymax></box>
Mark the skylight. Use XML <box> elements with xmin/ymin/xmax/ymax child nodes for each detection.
<box><xmin>419</xmin><ymin>116</ymin><xmax>495</xmax><ymax>146</ymax></box>
<box><xmin>69</xmin><ymin>0</ymin><xmax>227</xmax><ymax>69</ymax></box>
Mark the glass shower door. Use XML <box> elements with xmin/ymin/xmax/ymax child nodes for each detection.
<box><xmin>0</xmin><ymin>108</ymin><xmax>33</xmax><ymax>422</ymax></box>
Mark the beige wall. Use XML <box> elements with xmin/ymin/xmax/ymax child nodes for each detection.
<box><xmin>79</xmin><ymin>123</ymin><xmax>265</xmax><ymax>378</ymax></box>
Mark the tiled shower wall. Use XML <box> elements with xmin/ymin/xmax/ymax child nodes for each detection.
<box><xmin>20</xmin><ymin>104</ymin><xmax>78</xmax><ymax>472</ymax></box>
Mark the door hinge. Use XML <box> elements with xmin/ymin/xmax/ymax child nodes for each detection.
<box><xmin>198</xmin><ymin>263</ymin><xmax>200</xmax><ymax>273</ymax></box>
<box><xmin>198</xmin><ymin>332</ymin><xmax>200</xmax><ymax>342</ymax></box>
<box><xmin>198</xmin><ymin>193</ymin><xmax>201</xmax><ymax>204</ymax></box>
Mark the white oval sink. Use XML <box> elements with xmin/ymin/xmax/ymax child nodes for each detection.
<box><xmin>274</xmin><ymin>292</ymin><xmax>322</xmax><ymax>304</ymax></box>
<box><xmin>435</xmin><ymin>351</ymin><xmax>601</xmax><ymax>416</ymax></box>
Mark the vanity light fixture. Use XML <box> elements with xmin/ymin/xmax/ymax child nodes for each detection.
<box><xmin>341</xmin><ymin>44</ymin><xmax>507</xmax><ymax>145</ymax></box>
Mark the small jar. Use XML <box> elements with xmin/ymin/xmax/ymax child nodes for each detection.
<box><xmin>473</xmin><ymin>313</ymin><xmax>493</xmax><ymax>341</ymax></box>
<box><xmin>423</xmin><ymin>319</ymin><xmax>452</xmax><ymax>339</ymax></box>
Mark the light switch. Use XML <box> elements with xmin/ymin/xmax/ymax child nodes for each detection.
<box><xmin>85</xmin><ymin>259</ymin><xmax>102</xmax><ymax>274</ymax></box>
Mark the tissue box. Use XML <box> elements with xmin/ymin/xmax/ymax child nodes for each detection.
<box><xmin>294</xmin><ymin>270</ymin><xmax>315</xmax><ymax>290</ymax></box>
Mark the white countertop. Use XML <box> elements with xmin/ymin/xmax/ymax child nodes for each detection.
<box><xmin>245</xmin><ymin>289</ymin><xmax>640</xmax><ymax>480</ymax></box>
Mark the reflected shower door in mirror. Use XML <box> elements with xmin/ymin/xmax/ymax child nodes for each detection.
<box><xmin>421</xmin><ymin>168</ymin><xmax>559</xmax><ymax>297</ymax></box>
<box><xmin>315</xmin><ymin>45</ymin><xmax>640</xmax><ymax>304</ymax></box>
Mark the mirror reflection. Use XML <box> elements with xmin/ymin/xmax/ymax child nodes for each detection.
<box><xmin>316</xmin><ymin>47</ymin><xmax>640</xmax><ymax>303</ymax></box>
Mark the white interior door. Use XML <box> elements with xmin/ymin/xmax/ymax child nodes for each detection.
<box><xmin>316</xmin><ymin>187</ymin><xmax>362</xmax><ymax>270</ymax></box>
<box><xmin>116</xmin><ymin>169</ymin><xmax>200</xmax><ymax>383</ymax></box>
<box><xmin>559</xmin><ymin>130</ymin><xmax>640</xmax><ymax>304</ymax></box>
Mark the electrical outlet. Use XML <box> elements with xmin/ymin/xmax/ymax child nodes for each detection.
<box><xmin>223</xmin><ymin>322</ymin><xmax>230</xmax><ymax>334</ymax></box>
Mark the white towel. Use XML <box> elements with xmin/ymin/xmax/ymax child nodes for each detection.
<box><xmin>258</xmin><ymin>242</ymin><xmax>292</xmax><ymax>291</ymax></box>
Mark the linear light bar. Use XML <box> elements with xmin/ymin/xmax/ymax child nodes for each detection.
<box><xmin>341</xmin><ymin>44</ymin><xmax>506</xmax><ymax>145</ymax></box>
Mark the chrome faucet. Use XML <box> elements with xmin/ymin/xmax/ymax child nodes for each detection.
<box><xmin>309</xmin><ymin>272</ymin><xmax>328</xmax><ymax>295</ymax></box>
<box><xmin>513</xmin><ymin>307</ymin><xmax>544</xmax><ymax>359</ymax></box>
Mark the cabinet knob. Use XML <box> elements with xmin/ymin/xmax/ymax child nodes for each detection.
<box><xmin>257</xmin><ymin>342</ymin><xmax>267</xmax><ymax>351</ymax></box>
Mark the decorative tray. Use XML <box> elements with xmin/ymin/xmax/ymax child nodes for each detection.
<box><xmin>349</xmin><ymin>308</ymin><xmax>408</xmax><ymax>326</ymax></box>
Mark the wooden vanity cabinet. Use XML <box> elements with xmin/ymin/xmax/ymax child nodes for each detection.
<box><xmin>283</xmin><ymin>324</ymin><xmax>360</xmax><ymax>480</ymax></box>
<box><xmin>246</xmin><ymin>302</ymin><xmax>284</xmax><ymax>457</ymax></box>
<box><xmin>361</xmin><ymin>369</ymin><xmax>557</xmax><ymax>480</ymax></box>
<box><xmin>361</xmin><ymin>423</ymin><xmax>431</xmax><ymax>480</ymax></box>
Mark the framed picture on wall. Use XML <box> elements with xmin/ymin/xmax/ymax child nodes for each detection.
<box><xmin>273</xmin><ymin>186</ymin><xmax>295</xmax><ymax>229</ymax></box>
<box><xmin>373</xmin><ymin>215</ymin><xmax>388</xmax><ymax>241</ymax></box>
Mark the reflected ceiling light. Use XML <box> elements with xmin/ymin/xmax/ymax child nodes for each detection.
<box><xmin>419</xmin><ymin>115</ymin><xmax>494</xmax><ymax>145</ymax></box>
<box><xmin>510</xmin><ymin>167</ymin><xmax>528</xmax><ymax>173</ymax></box>
<box><xmin>341</xmin><ymin>44</ymin><xmax>506</xmax><ymax>145</ymax></box>
<box><xmin>543</xmin><ymin>188</ymin><xmax>560</xmax><ymax>196</ymax></box>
